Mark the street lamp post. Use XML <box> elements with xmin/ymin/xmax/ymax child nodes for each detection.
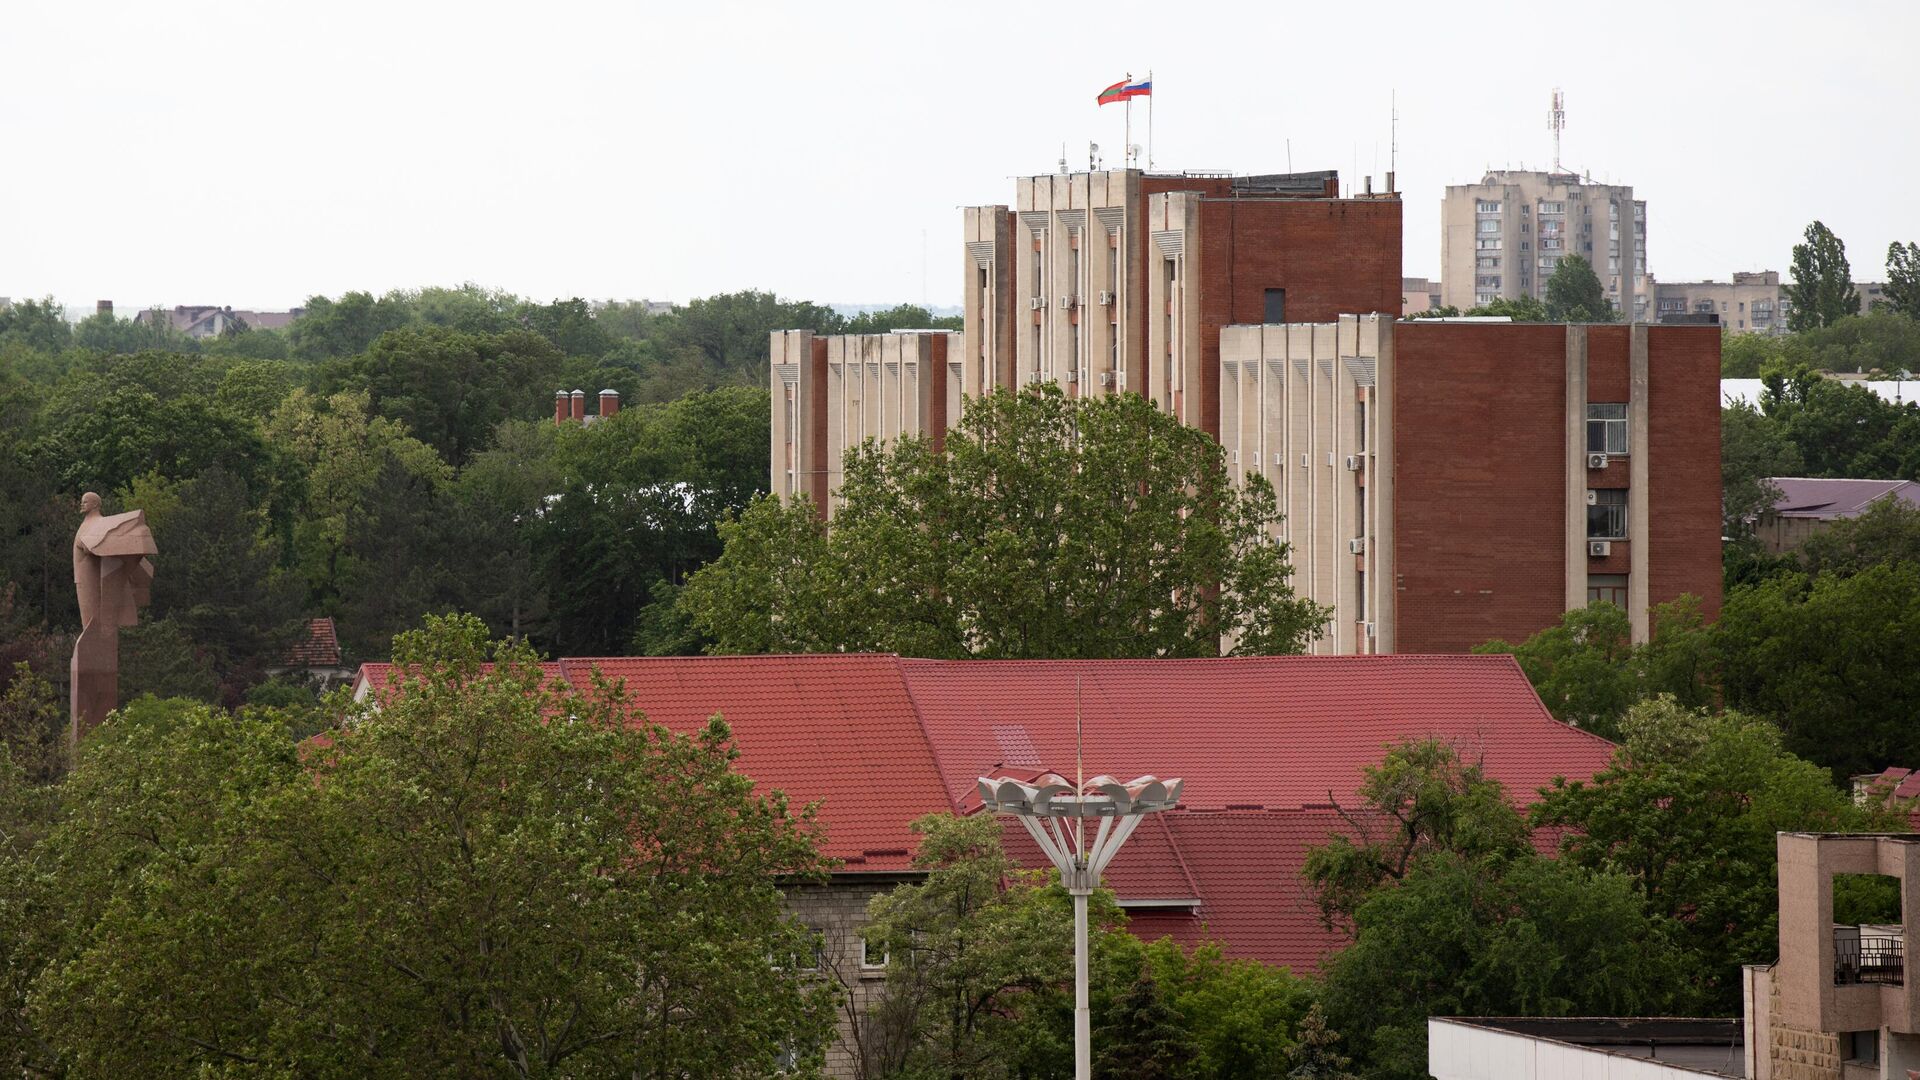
<box><xmin>976</xmin><ymin>772</ymin><xmax>1183</xmax><ymax>1080</ymax></box>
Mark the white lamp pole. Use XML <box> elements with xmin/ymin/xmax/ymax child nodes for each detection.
<box><xmin>977</xmin><ymin>772</ymin><xmax>1183</xmax><ymax>1080</ymax></box>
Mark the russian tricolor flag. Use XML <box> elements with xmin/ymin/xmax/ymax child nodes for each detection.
<box><xmin>1097</xmin><ymin>78</ymin><xmax>1152</xmax><ymax>106</ymax></box>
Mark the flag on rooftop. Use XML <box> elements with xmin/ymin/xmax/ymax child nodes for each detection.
<box><xmin>1097</xmin><ymin>78</ymin><xmax>1151</xmax><ymax>106</ymax></box>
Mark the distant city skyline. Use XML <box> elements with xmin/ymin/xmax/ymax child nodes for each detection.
<box><xmin>4</xmin><ymin>0</ymin><xmax>1914</xmax><ymax>312</ymax></box>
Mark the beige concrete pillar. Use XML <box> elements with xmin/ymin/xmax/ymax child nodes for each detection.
<box><xmin>1564</xmin><ymin>325</ymin><xmax>1589</xmax><ymax>614</ymax></box>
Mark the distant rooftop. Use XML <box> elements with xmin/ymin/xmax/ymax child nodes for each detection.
<box><xmin>1765</xmin><ymin>477</ymin><xmax>1920</xmax><ymax>521</ymax></box>
<box><xmin>1430</xmin><ymin>1017</ymin><xmax>1744</xmax><ymax>1078</ymax></box>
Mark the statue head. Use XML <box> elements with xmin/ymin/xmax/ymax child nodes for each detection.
<box><xmin>80</xmin><ymin>492</ymin><xmax>101</xmax><ymax>514</ymax></box>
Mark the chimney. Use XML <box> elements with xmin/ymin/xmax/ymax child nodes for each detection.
<box><xmin>599</xmin><ymin>388</ymin><xmax>620</xmax><ymax>419</ymax></box>
<box><xmin>554</xmin><ymin>390</ymin><xmax>569</xmax><ymax>426</ymax></box>
<box><xmin>570</xmin><ymin>389</ymin><xmax>586</xmax><ymax>421</ymax></box>
<box><xmin>97</xmin><ymin>300</ymin><xmax>113</xmax><ymax>318</ymax></box>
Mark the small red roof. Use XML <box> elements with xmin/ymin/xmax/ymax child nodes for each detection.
<box><xmin>284</xmin><ymin>617</ymin><xmax>343</xmax><ymax>668</ymax></box>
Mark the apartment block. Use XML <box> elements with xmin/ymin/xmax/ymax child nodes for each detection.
<box><xmin>770</xmin><ymin>330</ymin><xmax>956</xmax><ymax>514</ymax></box>
<box><xmin>1656</xmin><ymin>270</ymin><xmax>1791</xmax><ymax>334</ymax></box>
<box><xmin>1218</xmin><ymin>315</ymin><xmax>1723</xmax><ymax>654</ymax></box>
<box><xmin>1442</xmin><ymin>170</ymin><xmax>1648</xmax><ymax>320</ymax></box>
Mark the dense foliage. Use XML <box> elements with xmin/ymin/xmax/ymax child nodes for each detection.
<box><xmin>681</xmin><ymin>385</ymin><xmax>1330</xmax><ymax>658</ymax></box>
<box><xmin>0</xmin><ymin>615</ymin><xmax>837</xmax><ymax>1076</ymax></box>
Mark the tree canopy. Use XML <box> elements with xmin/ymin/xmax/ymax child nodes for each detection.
<box><xmin>679</xmin><ymin>384</ymin><xmax>1329</xmax><ymax>658</ymax></box>
<box><xmin>1543</xmin><ymin>254</ymin><xmax>1616</xmax><ymax>322</ymax></box>
<box><xmin>1787</xmin><ymin>220</ymin><xmax>1862</xmax><ymax>331</ymax></box>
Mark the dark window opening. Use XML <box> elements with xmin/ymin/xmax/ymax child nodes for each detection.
<box><xmin>1264</xmin><ymin>288</ymin><xmax>1287</xmax><ymax>324</ymax></box>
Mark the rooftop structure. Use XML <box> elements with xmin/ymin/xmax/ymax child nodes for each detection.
<box><xmin>1656</xmin><ymin>271</ymin><xmax>1789</xmax><ymax>335</ymax></box>
<box><xmin>553</xmin><ymin>388</ymin><xmax>620</xmax><ymax>425</ymax></box>
<box><xmin>132</xmin><ymin>304</ymin><xmax>304</xmax><ymax>337</ymax></box>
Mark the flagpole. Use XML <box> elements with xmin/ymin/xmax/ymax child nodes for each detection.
<box><xmin>1124</xmin><ymin>82</ymin><xmax>1132</xmax><ymax>169</ymax></box>
<box><xmin>1147</xmin><ymin>69</ymin><xmax>1154</xmax><ymax>170</ymax></box>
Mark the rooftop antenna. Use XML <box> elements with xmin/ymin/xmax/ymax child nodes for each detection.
<box><xmin>1388</xmin><ymin>89</ymin><xmax>1397</xmax><ymax>192</ymax></box>
<box><xmin>1059</xmin><ymin>143</ymin><xmax>1069</xmax><ymax>175</ymax></box>
<box><xmin>1549</xmin><ymin>88</ymin><xmax>1566</xmax><ymax>172</ymax></box>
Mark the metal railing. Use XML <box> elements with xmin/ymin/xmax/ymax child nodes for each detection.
<box><xmin>1835</xmin><ymin>934</ymin><xmax>1904</xmax><ymax>986</ymax></box>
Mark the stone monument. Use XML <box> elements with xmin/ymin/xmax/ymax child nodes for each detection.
<box><xmin>70</xmin><ymin>491</ymin><xmax>157</xmax><ymax>743</ymax></box>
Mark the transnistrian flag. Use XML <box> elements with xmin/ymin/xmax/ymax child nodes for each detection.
<box><xmin>1097</xmin><ymin>78</ymin><xmax>1152</xmax><ymax>105</ymax></box>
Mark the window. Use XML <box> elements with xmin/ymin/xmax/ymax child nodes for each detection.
<box><xmin>1031</xmin><ymin>246</ymin><xmax>1042</xmax><ymax>299</ymax></box>
<box><xmin>1695</xmin><ymin>299</ymin><xmax>1715</xmax><ymax>314</ymax></box>
<box><xmin>860</xmin><ymin>936</ymin><xmax>888</xmax><ymax>970</ymax></box>
<box><xmin>1588</xmin><ymin>488</ymin><xmax>1626</xmax><ymax>540</ymax></box>
<box><xmin>1476</xmin><ymin>238</ymin><xmax>1502</xmax><ymax>250</ymax></box>
<box><xmin>1538</xmin><ymin>200</ymin><xmax>1565</xmax><ymax>215</ymax></box>
<box><xmin>1476</xmin><ymin>255</ymin><xmax>1500</xmax><ymax>269</ymax></box>
<box><xmin>774</xmin><ymin>930</ymin><xmax>824</xmax><ymax>971</ymax></box>
<box><xmin>1475</xmin><ymin>292</ymin><xmax>1497</xmax><ymax>305</ymax></box>
<box><xmin>1264</xmin><ymin>288</ymin><xmax>1287</xmax><ymax>324</ymax></box>
<box><xmin>1478</xmin><ymin>219</ymin><xmax>1501</xmax><ymax>233</ymax></box>
<box><xmin>1521</xmin><ymin>240</ymin><xmax>1531</xmax><ymax>251</ymax></box>
<box><xmin>1587</xmin><ymin>403</ymin><xmax>1627</xmax><ymax>454</ymax></box>
<box><xmin>1846</xmin><ymin>1030</ymin><xmax>1881</xmax><ymax>1065</ymax></box>
<box><xmin>1587</xmin><ymin>574</ymin><xmax>1627</xmax><ymax>608</ymax></box>
<box><xmin>1356</xmin><ymin>569</ymin><xmax>1366</xmax><ymax>620</ymax></box>
<box><xmin>1476</xmin><ymin>275</ymin><xmax>1501</xmax><ymax>288</ymax></box>
<box><xmin>1476</xmin><ymin>200</ymin><xmax>1501</xmax><ymax>213</ymax></box>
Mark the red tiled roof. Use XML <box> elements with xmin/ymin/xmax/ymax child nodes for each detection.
<box><xmin>284</xmin><ymin>617</ymin><xmax>343</xmax><ymax>668</ymax></box>
<box><xmin>350</xmin><ymin>652</ymin><xmax>1617</xmax><ymax>966</ymax></box>
<box><xmin>901</xmin><ymin>655</ymin><xmax>1613</xmax><ymax>812</ymax></box>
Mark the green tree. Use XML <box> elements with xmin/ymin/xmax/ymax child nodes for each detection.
<box><xmin>1095</xmin><ymin>971</ymin><xmax>1195</xmax><ymax>1080</ymax></box>
<box><xmin>1717</xmin><ymin>562</ymin><xmax>1920</xmax><ymax>778</ymax></box>
<box><xmin>1319</xmin><ymin>848</ymin><xmax>1683</xmax><ymax>1080</ymax></box>
<box><xmin>0</xmin><ymin>664</ymin><xmax>64</xmax><ymax>785</ymax></box>
<box><xmin>449</xmin><ymin>420</ymin><xmax>561</xmax><ymax>641</ymax></box>
<box><xmin>117</xmin><ymin>619</ymin><xmax>221</xmax><ymax>703</ymax></box>
<box><xmin>1543</xmin><ymin>254</ymin><xmax>1615</xmax><ymax>322</ymax></box>
<box><xmin>1285</xmin><ymin>1004</ymin><xmax>1359</xmax><ymax>1080</ymax></box>
<box><xmin>125</xmin><ymin>467</ymin><xmax>306</xmax><ymax>700</ymax></box>
<box><xmin>1302</xmin><ymin>739</ymin><xmax>1529</xmax><ymax>927</ymax></box>
<box><xmin>1721</xmin><ymin>401</ymin><xmax>1801</xmax><ymax>542</ymax></box>
<box><xmin>842</xmin><ymin>304</ymin><xmax>963</xmax><ymax>334</ymax></box>
<box><xmin>1787</xmin><ymin>221</ymin><xmax>1861</xmax><ymax>331</ymax></box>
<box><xmin>863</xmin><ymin>813</ymin><xmax>1093</xmax><ymax>1079</ymax></box>
<box><xmin>1532</xmin><ymin>698</ymin><xmax>1885</xmax><ymax>1010</ymax></box>
<box><xmin>1887</xmin><ymin>241</ymin><xmax>1920</xmax><ymax>318</ymax></box>
<box><xmin>1720</xmin><ymin>329</ymin><xmax>1786</xmax><ymax>378</ymax></box>
<box><xmin>0</xmin><ymin>298</ymin><xmax>71</xmax><ymax>354</ymax></box>
<box><xmin>21</xmin><ymin>615</ymin><xmax>837</xmax><ymax>1076</ymax></box>
<box><xmin>1797</xmin><ymin>495</ymin><xmax>1920</xmax><ymax>576</ymax></box>
<box><xmin>682</xmin><ymin>386</ymin><xmax>1329</xmax><ymax>658</ymax></box>
<box><xmin>71</xmin><ymin>311</ymin><xmax>194</xmax><ymax>355</ymax></box>
<box><xmin>664</xmin><ymin>290</ymin><xmax>845</xmax><ymax>378</ymax></box>
<box><xmin>288</xmin><ymin>289</ymin><xmax>409</xmax><ymax>359</ymax></box>
<box><xmin>324</xmin><ymin>326</ymin><xmax>563</xmax><ymax>464</ymax></box>
<box><xmin>1114</xmin><ymin>936</ymin><xmax>1317</xmax><ymax>1079</ymax></box>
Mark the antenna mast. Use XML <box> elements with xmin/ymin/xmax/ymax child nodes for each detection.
<box><xmin>1549</xmin><ymin>88</ymin><xmax>1566</xmax><ymax>172</ymax></box>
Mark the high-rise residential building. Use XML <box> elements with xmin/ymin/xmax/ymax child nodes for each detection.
<box><xmin>1219</xmin><ymin>315</ymin><xmax>1722</xmax><ymax>653</ymax></box>
<box><xmin>1655</xmin><ymin>271</ymin><xmax>1791</xmax><ymax>333</ymax></box>
<box><xmin>1441</xmin><ymin>170</ymin><xmax>1648</xmax><ymax>320</ymax></box>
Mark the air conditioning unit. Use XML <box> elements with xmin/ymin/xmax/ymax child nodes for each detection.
<box><xmin>1098</xmin><ymin>291</ymin><xmax>1116</xmax><ymax>306</ymax></box>
<box><xmin>1588</xmin><ymin>540</ymin><xmax>1612</xmax><ymax>557</ymax></box>
<box><xmin>1098</xmin><ymin>371</ymin><xmax>1114</xmax><ymax>387</ymax></box>
<box><xmin>1348</xmin><ymin>537</ymin><xmax>1366</xmax><ymax>555</ymax></box>
<box><xmin>1059</xmin><ymin>295</ymin><xmax>1078</xmax><ymax>310</ymax></box>
<box><xmin>1585</xmin><ymin>490</ymin><xmax>1598</xmax><ymax>505</ymax></box>
<box><xmin>1301</xmin><ymin>454</ymin><xmax>1310</xmax><ymax>468</ymax></box>
<box><xmin>1344</xmin><ymin>455</ymin><xmax>1362</xmax><ymax>471</ymax></box>
<box><xmin>1274</xmin><ymin>453</ymin><xmax>1285</xmax><ymax>466</ymax></box>
<box><xmin>1026</xmin><ymin>371</ymin><xmax>1045</xmax><ymax>385</ymax></box>
<box><xmin>1065</xmin><ymin>369</ymin><xmax>1078</xmax><ymax>383</ymax></box>
<box><xmin>1587</xmin><ymin>452</ymin><xmax>1609</xmax><ymax>469</ymax></box>
<box><xmin>1030</xmin><ymin>297</ymin><xmax>1047</xmax><ymax>310</ymax></box>
<box><xmin>1363</xmin><ymin>621</ymin><xmax>1376</xmax><ymax>639</ymax></box>
<box><xmin>1230</xmin><ymin>450</ymin><xmax>1240</xmax><ymax>464</ymax></box>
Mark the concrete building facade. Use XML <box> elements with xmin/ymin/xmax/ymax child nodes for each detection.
<box><xmin>770</xmin><ymin>330</ymin><xmax>956</xmax><ymax>514</ymax></box>
<box><xmin>1219</xmin><ymin>315</ymin><xmax>1723</xmax><ymax>654</ymax></box>
<box><xmin>1656</xmin><ymin>270</ymin><xmax>1791</xmax><ymax>334</ymax></box>
<box><xmin>1442</xmin><ymin>170</ymin><xmax>1648</xmax><ymax>320</ymax></box>
<box><xmin>1745</xmin><ymin>833</ymin><xmax>1920</xmax><ymax>1080</ymax></box>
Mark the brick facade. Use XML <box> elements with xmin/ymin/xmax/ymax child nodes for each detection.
<box><xmin>785</xmin><ymin>876</ymin><xmax>919</xmax><ymax>1079</ymax></box>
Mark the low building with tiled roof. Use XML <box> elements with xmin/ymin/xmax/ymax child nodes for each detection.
<box><xmin>1757</xmin><ymin>477</ymin><xmax>1920</xmax><ymax>555</ymax></box>
<box><xmin>268</xmin><ymin>617</ymin><xmax>355</xmax><ymax>690</ymax></box>
<box><xmin>353</xmin><ymin>652</ymin><xmax>1615</xmax><ymax>1077</ymax></box>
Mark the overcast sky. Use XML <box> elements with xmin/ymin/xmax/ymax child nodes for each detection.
<box><xmin>4</xmin><ymin>0</ymin><xmax>1914</xmax><ymax>314</ymax></box>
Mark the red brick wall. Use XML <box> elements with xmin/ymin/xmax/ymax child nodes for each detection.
<box><xmin>1647</xmin><ymin>326</ymin><xmax>1724</xmax><ymax>619</ymax></box>
<box><xmin>1190</xmin><ymin>198</ymin><xmax>1403</xmax><ymax>435</ymax></box>
<box><xmin>1391</xmin><ymin>322</ymin><xmax>1724</xmax><ymax>653</ymax></box>
<box><xmin>1393</xmin><ymin>323</ymin><xmax>1571</xmax><ymax>653</ymax></box>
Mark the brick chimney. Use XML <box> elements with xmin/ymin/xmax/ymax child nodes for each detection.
<box><xmin>96</xmin><ymin>300</ymin><xmax>113</xmax><ymax>318</ymax></box>
<box><xmin>570</xmin><ymin>389</ymin><xmax>586</xmax><ymax>421</ymax></box>
<box><xmin>599</xmin><ymin>389</ymin><xmax>620</xmax><ymax>419</ymax></box>
<box><xmin>554</xmin><ymin>390</ymin><xmax>569</xmax><ymax>426</ymax></box>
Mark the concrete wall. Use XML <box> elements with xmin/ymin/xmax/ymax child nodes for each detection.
<box><xmin>1656</xmin><ymin>274</ymin><xmax>1787</xmax><ymax>334</ymax></box>
<box><xmin>1428</xmin><ymin>1019</ymin><xmax>1742</xmax><ymax>1079</ymax></box>
<box><xmin>1775</xmin><ymin>835</ymin><xmax>1920</xmax><ymax>1039</ymax></box>
<box><xmin>786</xmin><ymin>876</ymin><xmax>917</xmax><ymax>1080</ymax></box>
<box><xmin>1442</xmin><ymin>172</ymin><xmax>1648</xmax><ymax>320</ymax></box>
<box><xmin>774</xmin><ymin>332</ymin><xmax>954</xmax><ymax>518</ymax></box>
<box><xmin>1218</xmin><ymin>314</ymin><xmax>1390</xmax><ymax>654</ymax></box>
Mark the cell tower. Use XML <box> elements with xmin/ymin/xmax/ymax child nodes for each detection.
<box><xmin>1548</xmin><ymin>88</ymin><xmax>1566</xmax><ymax>172</ymax></box>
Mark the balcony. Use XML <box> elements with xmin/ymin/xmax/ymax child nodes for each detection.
<box><xmin>1836</xmin><ymin>928</ymin><xmax>1904</xmax><ymax>986</ymax></box>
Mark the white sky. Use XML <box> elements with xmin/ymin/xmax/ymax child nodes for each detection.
<box><xmin>4</xmin><ymin>0</ymin><xmax>1914</xmax><ymax>313</ymax></box>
